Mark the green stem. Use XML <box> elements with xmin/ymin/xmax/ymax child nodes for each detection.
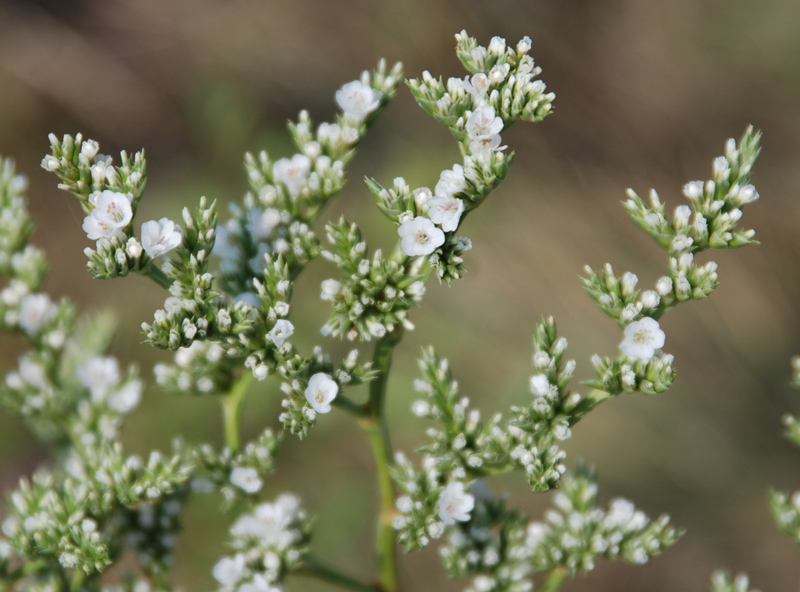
<box><xmin>568</xmin><ymin>388</ymin><xmax>615</xmax><ymax>426</ymax></box>
<box><xmin>222</xmin><ymin>373</ymin><xmax>254</xmax><ymax>453</ymax></box>
<box><xmin>143</xmin><ymin>265</ymin><xmax>172</xmax><ymax>290</ymax></box>
<box><xmin>332</xmin><ymin>393</ymin><xmax>369</xmax><ymax>417</ymax></box>
<box><xmin>297</xmin><ymin>556</ymin><xmax>376</xmax><ymax>592</ymax></box>
<box><xmin>69</xmin><ymin>570</ymin><xmax>86</xmax><ymax>592</ymax></box>
<box><xmin>539</xmin><ymin>566</ymin><xmax>569</xmax><ymax>592</ymax></box>
<box><xmin>358</xmin><ymin>329</ymin><xmax>404</xmax><ymax>592</ymax></box>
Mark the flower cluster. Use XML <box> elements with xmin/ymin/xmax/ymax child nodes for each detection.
<box><xmin>9</xmin><ymin>27</ymin><xmax>771</xmax><ymax>592</ymax></box>
<box><xmin>525</xmin><ymin>468</ymin><xmax>679</xmax><ymax>574</ymax></box>
<box><xmin>217</xmin><ymin>60</ymin><xmax>402</xmax><ymax>296</ymax></box>
<box><xmin>43</xmin><ymin>134</ymin><xmax>184</xmax><ymax>281</ymax></box>
<box><xmin>195</xmin><ymin>428</ymin><xmax>281</xmax><ymax>506</ymax></box>
<box><xmin>319</xmin><ymin>216</ymin><xmax>425</xmax><ymax>341</ymax></box>
<box><xmin>212</xmin><ymin>494</ymin><xmax>311</xmax><ymax>592</ymax></box>
<box><xmin>710</xmin><ymin>571</ymin><xmax>761</xmax><ymax>592</ymax></box>
<box><xmin>3</xmin><ymin>444</ymin><xmax>191</xmax><ymax>579</ymax></box>
<box><xmin>363</xmin><ymin>31</ymin><xmax>553</xmax><ymax>286</ymax></box>
<box><xmin>0</xmin><ymin>157</ymin><xmax>193</xmax><ymax>589</ymax></box>
<box><xmin>276</xmin><ymin>346</ymin><xmax>375</xmax><ymax>437</ymax></box>
<box><xmin>581</xmin><ymin>128</ymin><xmax>761</xmax><ymax>403</ymax></box>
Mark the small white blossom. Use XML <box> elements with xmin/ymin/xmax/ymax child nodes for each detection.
<box><xmin>438</xmin><ymin>482</ymin><xmax>475</xmax><ymax>525</ymax></box>
<box><xmin>459</xmin><ymin>73</ymin><xmax>490</xmax><ymax>105</ymax></box>
<box><xmin>466</xmin><ymin>105</ymin><xmax>504</xmax><ymax>140</ymax></box>
<box><xmin>18</xmin><ymin>293</ymin><xmax>52</xmax><ymax>335</ymax></box>
<box><xmin>81</xmin><ymin>139</ymin><xmax>100</xmax><ymax>161</ymax></box>
<box><xmin>682</xmin><ymin>181</ymin><xmax>704</xmax><ymax>200</ymax></box>
<box><xmin>83</xmin><ymin>191</ymin><xmax>133</xmax><ymax>240</ymax></box>
<box><xmin>212</xmin><ymin>553</ymin><xmax>247</xmax><ymax>586</ymax></box>
<box><xmin>268</xmin><ymin>319</ymin><xmax>294</xmax><ymax>348</ymax></box>
<box><xmin>108</xmin><ymin>380</ymin><xmax>142</xmax><ymax>413</ymax></box>
<box><xmin>736</xmin><ymin>184</ymin><xmax>760</xmax><ymax>204</ymax></box>
<box><xmin>413</xmin><ymin>187</ymin><xmax>433</xmax><ymax>209</ymax></box>
<box><xmin>305</xmin><ymin>372</ymin><xmax>338</xmax><ymax>414</ymax></box>
<box><xmin>640</xmin><ymin>290</ymin><xmax>660</xmax><ymax>309</ymax></box>
<box><xmin>529</xmin><ymin>374</ymin><xmax>551</xmax><ymax>398</ymax></box>
<box><xmin>141</xmin><ymin>218</ymin><xmax>182</xmax><ymax>258</ymax></box>
<box><xmin>656</xmin><ymin>276</ymin><xmax>673</xmax><ymax>296</ymax></box>
<box><xmin>435</xmin><ymin>164</ymin><xmax>467</xmax><ymax>198</ymax></box>
<box><xmin>273</xmin><ymin>154</ymin><xmax>311</xmax><ymax>197</ymax></box>
<box><xmin>320</xmin><ymin>279</ymin><xmax>341</xmax><ymax>302</ymax></box>
<box><xmin>398</xmin><ymin>217</ymin><xmax>445</xmax><ymax>257</ymax></box>
<box><xmin>125</xmin><ymin>237</ymin><xmax>143</xmax><ymax>259</ymax></box>
<box><xmin>427</xmin><ymin>195</ymin><xmax>464</xmax><ymax>232</ymax></box>
<box><xmin>77</xmin><ymin>356</ymin><xmax>121</xmax><ymax>402</ymax></box>
<box><xmin>619</xmin><ymin>317</ymin><xmax>665</xmax><ymax>361</ymax></box>
<box><xmin>230</xmin><ymin>466</ymin><xmax>263</xmax><ymax>494</ymax></box>
<box><xmin>335</xmin><ymin>80</ymin><xmax>382</xmax><ymax>121</ymax></box>
<box><xmin>238</xmin><ymin>574</ymin><xmax>281</xmax><ymax>592</ymax></box>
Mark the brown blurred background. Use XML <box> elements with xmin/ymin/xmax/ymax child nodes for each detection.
<box><xmin>1</xmin><ymin>0</ymin><xmax>800</xmax><ymax>590</ymax></box>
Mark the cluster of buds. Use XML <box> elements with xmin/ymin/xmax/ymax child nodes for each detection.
<box><xmin>211</xmin><ymin>495</ymin><xmax>311</xmax><ymax>592</ymax></box>
<box><xmin>526</xmin><ymin>468</ymin><xmax>679</xmax><ymax>574</ymax></box>
<box><xmin>319</xmin><ymin>217</ymin><xmax>425</xmax><ymax>340</ymax></box>
<box><xmin>195</xmin><ymin>428</ymin><xmax>281</xmax><ymax>505</ymax></box>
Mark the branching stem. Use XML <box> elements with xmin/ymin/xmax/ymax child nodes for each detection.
<box><xmin>539</xmin><ymin>566</ymin><xmax>569</xmax><ymax>592</ymax></box>
<box><xmin>359</xmin><ymin>328</ymin><xmax>404</xmax><ymax>592</ymax></box>
<box><xmin>222</xmin><ymin>372</ymin><xmax>254</xmax><ymax>453</ymax></box>
<box><xmin>297</xmin><ymin>556</ymin><xmax>375</xmax><ymax>592</ymax></box>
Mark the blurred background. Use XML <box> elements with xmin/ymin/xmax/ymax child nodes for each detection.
<box><xmin>1</xmin><ymin>0</ymin><xmax>800</xmax><ymax>590</ymax></box>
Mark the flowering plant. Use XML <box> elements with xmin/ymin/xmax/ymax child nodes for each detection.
<box><xmin>0</xmin><ymin>30</ymin><xmax>764</xmax><ymax>592</ymax></box>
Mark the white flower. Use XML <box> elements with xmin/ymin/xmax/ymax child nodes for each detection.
<box><xmin>18</xmin><ymin>293</ymin><xmax>52</xmax><ymax>335</ymax></box>
<box><xmin>141</xmin><ymin>218</ymin><xmax>182</xmax><ymax>258</ymax></box>
<box><xmin>656</xmin><ymin>276</ymin><xmax>673</xmax><ymax>296</ymax></box>
<box><xmin>468</xmin><ymin>134</ymin><xmax>503</xmax><ymax>156</ymax></box>
<box><xmin>640</xmin><ymin>290</ymin><xmax>660</xmax><ymax>309</ymax></box>
<box><xmin>335</xmin><ymin>80</ymin><xmax>382</xmax><ymax>121</ymax></box>
<box><xmin>108</xmin><ymin>380</ymin><xmax>142</xmax><ymax>413</ymax></box>
<box><xmin>273</xmin><ymin>154</ymin><xmax>311</xmax><ymax>196</ymax></box>
<box><xmin>248</xmin><ymin>208</ymin><xmax>282</xmax><ymax>240</ymax></box>
<box><xmin>82</xmin><ymin>191</ymin><xmax>133</xmax><ymax>240</ymax></box>
<box><xmin>238</xmin><ymin>574</ymin><xmax>281</xmax><ymax>592</ymax></box>
<box><xmin>267</xmin><ymin>319</ymin><xmax>294</xmax><ymax>348</ymax></box>
<box><xmin>212</xmin><ymin>553</ymin><xmax>246</xmax><ymax>586</ymax></box>
<box><xmin>398</xmin><ymin>217</ymin><xmax>445</xmax><ymax>257</ymax></box>
<box><xmin>487</xmin><ymin>36</ymin><xmax>507</xmax><ymax>57</ymax></box>
<box><xmin>529</xmin><ymin>374</ymin><xmax>551</xmax><ymax>398</ymax></box>
<box><xmin>305</xmin><ymin>373</ymin><xmax>338</xmax><ymax>414</ymax></box>
<box><xmin>736</xmin><ymin>184</ymin><xmax>759</xmax><ymax>204</ymax></box>
<box><xmin>77</xmin><ymin>356</ymin><xmax>121</xmax><ymax>402</ymax></box>
<box><xmin>604</xmin><ymin>498</ymin><xmax>637</xmax><ymax>528</ymax></box>
<box><xmin>466</xmin><ymin>106</ymin><xmax>504</xmax><ymax>140</ymax></box>
<box><xmin>125</xmin><ymin>237</ymin><xmax>143</xmax><ymax>259</ymax></box>
<box><xmin>427</xmin><ymin>195</ymin><xmax>464</xmax><ymax>232</ymax></box>
<box><xmin>435</xmin><ymin>164</ymin><xmax>467</xmax><ymax>198</ymax></box>
<box><xmin>273</xmin><ymin>302</ymin><xmax>290</xmax><ymax>317</ymax></box>
<box><xmin>438</xmin><ymin>482</ymin><xmax>475</xmax><ymax>525</ymax></box>
<box><xmin>459</xmin><ymin>73</ymin><xmax>490</xmax><ymax>106</ymax></box>
<box><xmin>320</xmin><ymin>279</ymin><xmax>342</xmax><ymax>301</ymax></box>
<box><xmin>619</xmin><ymin>317</ymin><xmax>665</xmax><ymax>361</ymax></box>
<box><xmin>81</xmin><ymin>139</ymin><xmax>99</xmax><ymax>161</ymax></box>
<box><xmin>682</xmin><ymin>181</ymin><xmax>704</xmax><ymax>200</ymax></box>
<box><xmin>231</xmin><ymin>495</ymin><xmax>299</xmax><ymax>547</ymax></box>
<box><xmin>230</xmin><ymin>466</ymin><xmax>263</xmax><ymax>494</ymax></box>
